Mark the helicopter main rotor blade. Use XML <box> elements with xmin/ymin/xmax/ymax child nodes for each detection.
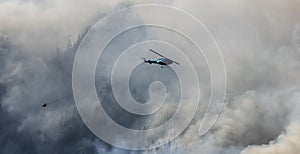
<box><xmin>149</xmin><ymin>49</ymin><xmax>180</xmax><ymax>65</ymax></box>
<box><xmin>149</xmin><ymin>49</ymin><xmax>167</xmax><ymax>58</ymax></box>
<box><xmin>171</xmin><ymin>60</ymin><xmax>180</xmax><ymax>65</ymax></box>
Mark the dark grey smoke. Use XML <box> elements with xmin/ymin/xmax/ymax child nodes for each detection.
<box><xmin>1</xmin><ymin>1</ymin><xmax>300</xmax><ymax>154</ymax></box>
<box><xmin>0</xmin><ymin>33</ymin><xmax>98</xmax><ymax>154</ymax></box>
<box><xmin>0</xmin><ymin>30</ymin><xmax>146</xmax><ymax>153</ymax></box>
<box><xmin>0</xmin><ymin>6</ymin><xmax>156</xmax><ymax>154</ymax></box>
<box><xmin>0</xmin><ymin>1</ymin><xmax>148</xmax><ymax>153</ymax></box>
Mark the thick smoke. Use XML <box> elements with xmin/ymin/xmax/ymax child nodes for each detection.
<box><xmin>1</xmin><ymin>0</ymin><xmax>300</xmax><ymax>154</ymax></box>
<box><xmin>156</xmin><ymin>0</ymin><xmax>300</xmax><ymax>153</ymax></box>
<box><xmin>0</xmin><ymin>0</ymin><xmax>136</xmax><ymax>153</ymax></box>
<box><xmin>241</xmin><ymin>122</ymin><xmax>300</xmax><ymax>154</ymax></box>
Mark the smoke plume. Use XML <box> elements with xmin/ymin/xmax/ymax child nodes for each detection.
<box><xmin>1</xmin><ymin>0</ymin><xmax>300</xmax><ymax>154</ymax></box>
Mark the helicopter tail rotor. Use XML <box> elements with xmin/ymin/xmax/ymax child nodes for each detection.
<box><xmin>140</xmin><ymin>57</ymin><xmax>147</xmax><ymax>62</ymax></box>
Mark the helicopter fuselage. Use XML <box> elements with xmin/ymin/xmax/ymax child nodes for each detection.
<box><xmin>142</xmin><ymin>49</ymin><xmax>180</xmax><ymax>66</ymax></box>
<box><xmin>144</xmin><ymin>58</ymin><xmax>173</xmax><ymax>66</ymax></box>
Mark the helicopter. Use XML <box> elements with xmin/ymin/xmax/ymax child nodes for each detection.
<box><xmin>141</xmin><ymin>49</ymin><xmax>180</xmax><ymax>67</ymax></box>
<box><xmin>41</xmin><ymin>100</ymin><xmax>47</xmax><ymax>108</ymax></box>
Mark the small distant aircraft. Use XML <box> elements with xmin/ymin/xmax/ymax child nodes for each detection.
<box><xmin>141</xmin><ymin>49</ymin><xmax>180</xmax><ymax>67</ymax></box>
<box><xmin>41</xmin><ymin>101</ymin><xmax>47</xmax><ymax>108</ymax></box>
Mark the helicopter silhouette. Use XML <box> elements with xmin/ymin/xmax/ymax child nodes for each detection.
<box><xmin>141</xmin><ymin>49</ymin><xmax>180</xmax><ymax>67</ymax></box>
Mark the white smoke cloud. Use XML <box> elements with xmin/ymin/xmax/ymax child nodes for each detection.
<box><xmin>242</xmin><ymin>122</ymin><xmax>300</xmax><ymax>154</ymax></box>
<box><xmin>148</xmin><ymin>1</ymin><xmax>300</xmax><ymax>153</ymax></box>
<box><xmin>1</xmin><ymin>0</ymin><xmax>300</xmax><ymax>154</ymax></box>
<box><xmin>0</xmin><ymin>0</ymin><xmax>128</xmax><ymax>56</ymax></box>
<box><xmin>240</xmin><ymin>91</ymin><xmax>300</xmax><ymax>154</ymax></box>
<box><xmin>243</xmin><ymin>123</ymin><xmax>300</xmax><ymax>154</ymax></box>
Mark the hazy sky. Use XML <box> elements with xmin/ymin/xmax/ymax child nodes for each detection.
<box><xmin>0</xmin><ymin>0</ymin><xmax>300</xmax><ymax>154</ymax></box>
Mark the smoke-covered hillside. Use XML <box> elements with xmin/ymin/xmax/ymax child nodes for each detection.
<box><xmin>1</xmin><ymin>0</ymin><xmax>300</xmax><ymax>154</ymax></box>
